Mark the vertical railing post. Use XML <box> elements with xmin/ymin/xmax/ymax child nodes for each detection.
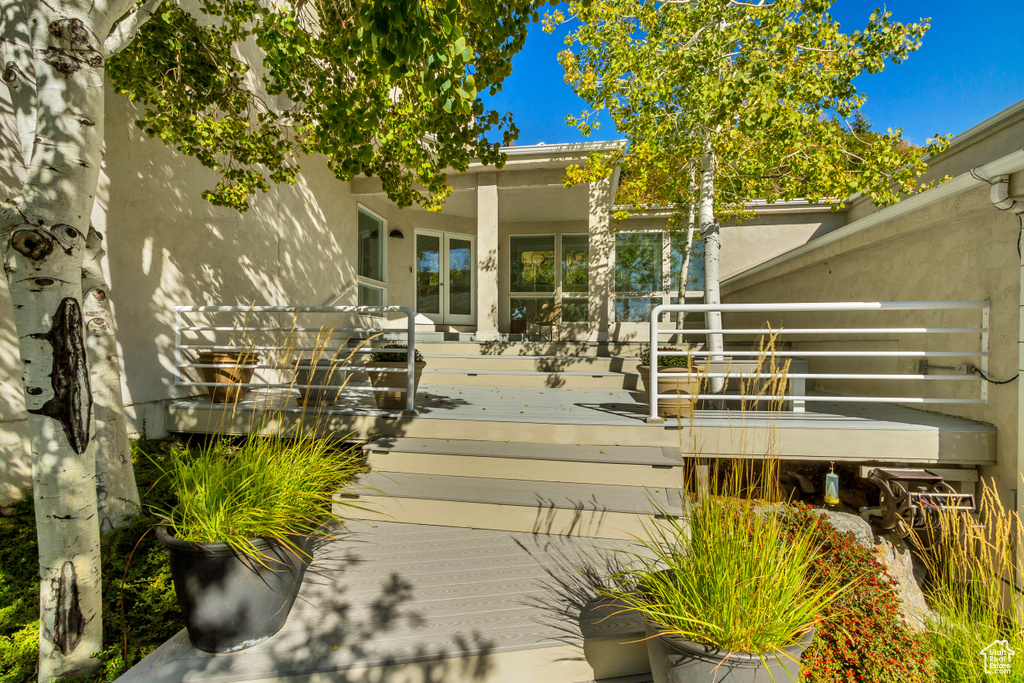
<box><xmin>647</xmin><ymin>304</ymin><xmax>665</xmax><ymax>424</ymax></box>
<box><xmin>174</xmin><ymin>307</ymin><xmax>183</xmax><ymax>388</ymax></box>
<box><xmin>403</xmin><ymin>306</ymin><xmax>417</xmax><ymax>415</ymax></box>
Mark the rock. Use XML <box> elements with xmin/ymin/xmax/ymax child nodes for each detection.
<box><xmin>815</xmin><ymin>509</ymin><xmax>930</xmax><ymax>631</ymax></box>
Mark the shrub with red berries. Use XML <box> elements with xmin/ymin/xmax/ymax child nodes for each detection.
<box><xmin>782</xmin><ymin>504</ymin><xmax>932</xmax><ymax>682</ymax></box>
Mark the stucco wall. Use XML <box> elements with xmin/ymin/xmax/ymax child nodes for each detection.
<box><xmin>723</xmin><ymin>182</ymin><xmax>1021</xmax><ymax>500</ymax></box>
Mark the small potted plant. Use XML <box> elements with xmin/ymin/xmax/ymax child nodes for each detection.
<box><xmin>637</xmin><ymin>347</ymin><xmax>698</xmax><ymax>417</ymax></box>
<box><xmin>602</xmin><ymin>499</ymin><xmax>842</xmax><ymax>683</ymax></box>
<box><xmin>364</xmin><ymin>343</ymin><xmax>425</xmax><ymax>409</ymax></box>
<box><xmin>153</xmin><ymin>429</ymin><xmax>362</xmax><ymax>653</ymax></box>
<box><xmin>195</xmin><ymin>349</ymin><xmax>260</xmax><ymax>403</ymax></box>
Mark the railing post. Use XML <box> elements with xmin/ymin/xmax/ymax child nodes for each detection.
<box><xmin>647</xmin><ymin>305</ymin><xmax>665</xmax><ymax>424</ymax></box>
<box><xmin>174</xmin><ymin>307</ymin><xmax>183</xmax><ymax>387</ymax></box>
<box><xmin>402</xmin><ymin>306</ymin><xmax>417</xmax><ymax>415</ymax></box>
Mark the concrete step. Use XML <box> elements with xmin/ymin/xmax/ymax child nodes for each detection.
<box><xmin>363</xmin><ymin>437</ymin><xmax>682</xmax><ymax>488</ymax></box>
<box><xmin>422</xmin><ymin>367</ymin><xmax>640</xmax><ymax>390</ymax></box>
<box><xmin>338</xmin><ymin>472</ymin><xmax>683</xmax><ymax>540</ymax></box>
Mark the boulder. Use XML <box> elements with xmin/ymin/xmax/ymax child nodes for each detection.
<box><xmin>816</xmin><ymin>509</ymin><xmax>930</xmax><ymax>631</ymax></box>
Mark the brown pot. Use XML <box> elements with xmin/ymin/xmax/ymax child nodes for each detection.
<box><xmin>638</xmin><ymin>365</ymin><xmax>700</xmax><ymax>418</ymax></box>
<box><xmin>365</xmin><ymin>361</ymin><xmax>425</xmax><ymax>409</ymax></box>
<box><xmin>196</xmin><ymin>351</ymin><xmax>260</xmax><ymax>403</ymax></box>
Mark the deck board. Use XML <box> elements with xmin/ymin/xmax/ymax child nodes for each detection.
<box><xmin>117</xmin><ymin>521</ymin><xmax>648</xmax><ymax>683</ymax></box>
<box><xmin>167</xmin><ymin>384</ymin><xmax>996</xmax><ymax>464</ymax></box>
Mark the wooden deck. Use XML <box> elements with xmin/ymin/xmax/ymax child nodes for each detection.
<box><xmin>166</xmin><ymin>383</ymin><xmax>995</xmax><ymax>465</ymax></box>
<box><xmin>117</xmin><ymin>522</ymin><xmax>653</xmax><ymax>683</ymax></box>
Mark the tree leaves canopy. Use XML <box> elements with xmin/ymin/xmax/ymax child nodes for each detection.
<box><xmin>548</xmin><ymin>0</ymin><xmax>950</xmax><ymax>221</ymax></box>
<box><xmin>109</xmin><ymin>0</ymin><xmax>548</xmax><ymax>211</ymax></box>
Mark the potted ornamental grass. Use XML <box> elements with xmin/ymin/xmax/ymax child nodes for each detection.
<box><xmin>365</xmin><ymin>343</ymin><xmax>425</xmax><ymax>409</ymax></box>
<box><xmin>638</xmin><ymin>347</ymin><xmax>698</xmax><ymax>417</ymax></box>
<box><xmin>603</xmin><ymin>496</ymin><xmax>845</xmax><ymax>682</ymax></box>
<box><xmin>152</xmin><ymin>428</ymin><xmax>362</xmax><ymax>653</ymax></box>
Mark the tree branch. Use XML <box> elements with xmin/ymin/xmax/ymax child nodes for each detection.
<box><xmin>102</xmin><ymin>0</ymin><xmax>165</xmax><ymax>58</ymax></box>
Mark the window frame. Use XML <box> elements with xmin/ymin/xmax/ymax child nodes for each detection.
<box><xmin>357</xmin><ymin>205</ymin><xmax>388</xmax><ymax>307</ymax></box>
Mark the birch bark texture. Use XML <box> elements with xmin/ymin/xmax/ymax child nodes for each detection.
<box><xmin>698</xmin><ymin>150</ymin><xmax>724</xmax><ymax>394</ymax></box>
<box><xmin>0</xmin><ymin>0</ymin><xmax>141</xmax><ymax>676</ymax></box>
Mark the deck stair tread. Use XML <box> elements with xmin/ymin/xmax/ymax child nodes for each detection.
<box><xmin>116</xmin><ymin>521</ymin><xmax>652</xmax><ymax>683</ymax></box>
<box><xmin>364</xmin><ymin>437</ymin><xmax>680</xmax><ymax>467</ymax></box>
<box><xmin>349</xmin><ymin>471</ymin><xmax>682</xmax><ymax>516</ymax></box>
<box><xmin>423</xmin><ymin>353</ymin><xmax>641</xmax><ymax>360</ymax></box>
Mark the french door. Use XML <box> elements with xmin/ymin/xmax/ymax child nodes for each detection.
<box><xmin>415</xmin><ymin>230</ymin><xmax>476</xmax><ymax>325</ymax></box>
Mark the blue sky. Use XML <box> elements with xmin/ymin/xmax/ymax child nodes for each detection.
<box><xmin>484</xmin><ymin>1</ymin><xmax>1024</xmax><ymax>146</ymax></box>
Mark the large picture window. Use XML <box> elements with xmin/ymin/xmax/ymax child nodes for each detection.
<box><xmin>510</xmin><ymin>235</ymin><xmax>555</xmax><ymax>293</ymax></box>
<box><xmin>614</xmin><ymin>230</ymin><xmax>702</xmax><ymax>322</ymax></box>
<box><xmin>357</xmin><ymin>206</ymin><xmax>386</xmax><ymax>306</ymax></box>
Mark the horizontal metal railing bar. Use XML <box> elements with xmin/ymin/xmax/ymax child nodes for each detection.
<box><xmin>653</xmin><ymin>393</ymin><xmax>987</xmax><ymax>404</ymax></box>
<box><xmin>652</xmin><ymin>301</ymin><xmax>987</xmax><ymax>314</ymax></box>
<box><xmin>178</xmin><ymin>345</ymin><xmax>381</xmax><ymax>352</ymax></box>
<box><xmin>180</xmin><ymin>326</ymin><xmax>399</xmax><ymax>334</ymax></box>
<box><xmin>179</xmin><ymin>382</ymin><xmax>406</xmax><ymax>390</ymax></box>
<box><xmin>179</xmin><ymin>364</ymin><xmax>374</xmax><ymax>371</ymax></box>
<box><xmin>653</xmin><ymin>372</ymin><xmax>978</xmax><ymax>381</ymax></box>
<box><xmin>175</xmin><ymin>305</ymin><xmax>411</xmax><ymax>314</ymax></box>
<box><xmin>656</xmin><ymin>327</ymin><xmax>986</xmax><ymax>335</ymax></box>
<box><xmin>678</xmin><ymin>350</ymin><xmax>986</xmax><ymax>358</ymax></box>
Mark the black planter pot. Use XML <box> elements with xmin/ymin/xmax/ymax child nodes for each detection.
<box><xmin>156</xmin><ymin>526</ymin><xmax>317</xmax><ymax>653</ymax></box>
<box><xmin>643</xmin><ymin>618</ymin><xmax>812</xmax><ymax>683</ymax></box>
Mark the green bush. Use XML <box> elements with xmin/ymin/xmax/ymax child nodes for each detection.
<box><xmin>369</xmin><ymin>343</ymin><xmax>424</xmax><ymax>363</ymax></box>
<box><xmin>639</xmin><ymin>346</ymin><xmax>690</xmax><ymax>368</ymax></box>
<box><xmin>782</xmin><ymin>505</ymin><xmax>932</xmax><ymax>683</ymax></box>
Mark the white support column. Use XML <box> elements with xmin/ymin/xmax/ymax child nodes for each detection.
<box><xmin>588</xmin><ymin>178</ymin><xmax>615</xmax><ymax>339</ymax></box>
<box><xmin>476</xmin><ymin>173</ymin><xmax>500</xmax><ymax>341</ymax></box>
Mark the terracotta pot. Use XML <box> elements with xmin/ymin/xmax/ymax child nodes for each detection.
<box><xmin>638</xmin><ymin>365</ymin><xmax>700</xmax><ymax>418</ymax></box>
<box><xmin>643</xmin><ymin>617</ymin><xmax>812</xmax><ymax>683</ymax></box>
<box><xmin>157</xmin><ymin>525</ymin><xmax>317</xmax><ymax>653</ymax></box>
<box><xmin>365</xmin><ymin>361</ymin><xmax>425</xmax><ymax>409</ymax></box>
<box><xmin>295</xmin><ymin>359</ymin><xmax>348</xmax><ymax>406</ymax></box>
<box><xmin>196</xmin><ymin>351</ymin><xmax>260</xmax><ymax>403</ymax></box>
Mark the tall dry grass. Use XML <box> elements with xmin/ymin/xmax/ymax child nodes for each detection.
<box><xmin>913</xmin><ymin>477</ymin><xmax>1024</xmax><ymax>681</ymax></box>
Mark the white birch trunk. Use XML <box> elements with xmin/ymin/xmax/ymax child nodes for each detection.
<box><xmin>699</xmin><ymin>149</ymin><xmax>725</xmax><ymax>394</ymax></box>
<box><xmin>0</xmin><ymin>0</ymin><xmax>132</xmax><ymax>676</ymax></box>
<box><xmin>674</xmin><ymin>200</ymin><xmax>697</xmax><ymax>333</ymax></box>
<box><xmin>83</xmin><ymin>226</ymin><xmax>138</xmax><ymax>531</ymax></box>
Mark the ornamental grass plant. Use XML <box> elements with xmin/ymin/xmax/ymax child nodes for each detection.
<box><xmin>912</xmin><ymin>477</ymin><xmax>1024</xmax><ymax>682</ymax></box>
<box><xmin>152</xmin><ymin>427</ymin><xmax>363</xmax><ymax>555</ymax></box>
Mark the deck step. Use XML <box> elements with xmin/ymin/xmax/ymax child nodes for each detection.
<box><xmin>363</xmin><ymin>437</ymin><xmax>682</xmax><ymax>488</ymax></box>
<box><xmin>339</xmin><ymin>472</ymin><xmax>682</xmax><ymax>540</ymax></box>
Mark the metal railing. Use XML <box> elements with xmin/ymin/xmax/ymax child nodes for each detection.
<box><xmin>174</xmin><ymin>305</ymin><xmax>418</xmax><ymax>413</ymax></box>
<box><xmin>647</xmin><ymin>301</ymin><xmax>990</xmax><ymax>422</ymax></box>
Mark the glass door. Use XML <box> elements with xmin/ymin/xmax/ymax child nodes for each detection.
<box><xmin>415</xmin><ymin>230</ymin><xmax>475</xmax><ymax>325</ymax></box>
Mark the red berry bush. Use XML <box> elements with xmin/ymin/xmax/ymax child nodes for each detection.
<box><xmin>782</xmin><ymin>505</ymin><xmax>932</xmax><ymax>683</ymax></box>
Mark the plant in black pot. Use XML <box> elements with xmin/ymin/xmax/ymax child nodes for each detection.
<box><xmin>638</xmin><ymin>347</ymin><xmax>698</xmax><ymax>418</ymax></box>
<box><xmin>365</xmin><ymin>343</ymin><xmax>426</xmax><ymax>410</ymax></box>
<box><xmin>153</xmin><ymin>429</ymin><xmax>362</xmax><ymax>653</ymax></box>
<box><xmin>602</xmin><ymin>495</ymin><xmax>846</xmax><ymax>682</ymax></box>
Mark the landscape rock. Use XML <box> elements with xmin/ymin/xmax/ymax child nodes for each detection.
<box><xmin>816</xmin><ymin>509</ymin><xmax>930</xmax><ymax>631</ymax></box>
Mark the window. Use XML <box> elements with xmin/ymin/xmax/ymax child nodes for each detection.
<box><xmin>510</xmin><ymin>235</ymin><xmax>555</xmax><ymax>293</ymax></box>
<box><xmin>670</xmin><ymin>231</ymin><xmax>704</xmax><ymax>292</ymax></box>
<box><xmin>614</xmin><ymin>229</ymin><xmax>702</xmax><ymax>323</ymax></box>
<box><xmin>357</xmin><ymin>207</ymin><xmax>386</xmax><ymax>306</ymax></box>
<box><xmin>561</xmin><ymin>234</ymin><xmax>589</xmax><ymax>293</ymax></box>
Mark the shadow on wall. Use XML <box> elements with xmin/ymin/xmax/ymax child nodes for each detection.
<box><xmin>99</xmin><ymin>87</ymin><xmax>362</xmax><ymax>428</ymax></box>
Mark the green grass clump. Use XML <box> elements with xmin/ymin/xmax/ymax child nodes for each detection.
<box><xmin>603</xmin><ymin>499</ymin><xmax>842</xmax><ymax>654</ymax></box>
<box><xmin>156</xmin><ymin>428</ymin><xmax>363</xmax><ymax>553</ymax></box>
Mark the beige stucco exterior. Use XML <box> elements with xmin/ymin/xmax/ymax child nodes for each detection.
<box><xmin>722</xmin><ymin>103</ymin><xmax>1024</xmax><ymax>511</ymax></box>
